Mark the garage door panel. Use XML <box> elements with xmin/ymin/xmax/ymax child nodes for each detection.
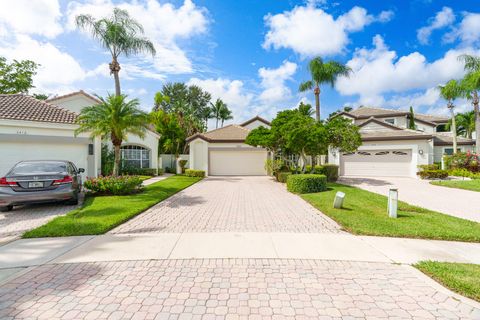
<box><xmin>209</xmin><ymin>150</ymin><xmax>267</xmax><ymax>176</ymax></box>
<box><xmin>340</xmin><ymin>149</ymin><xmax>412</xmax><ymax>177</ymax></box>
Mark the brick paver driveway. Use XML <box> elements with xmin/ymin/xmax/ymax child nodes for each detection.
<box><xmin>112</xmin><ymin>176</ymin><xmax>341</xmax><ymax>234</ymax></box>
<box><xmin>0</xmin><ymin>201</ymin><xmax>80</xmax><ymax>242</ymax></box>
<box><xmin>1</xmin><ymin>259</ymin><xmax>478</xmax><ymax>319</ymax></box>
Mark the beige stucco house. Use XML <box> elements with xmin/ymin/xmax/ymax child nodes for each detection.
<box><xmin>329</xmin><ymin>106</ymin><xmax>475</xmax><ymax>178</ymax></box>
<box><xmin>187</xmin><ymin>116</ymin><xmax>271</xmax><ymax>176</ymax></box>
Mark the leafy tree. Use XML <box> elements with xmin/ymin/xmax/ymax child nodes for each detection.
<box><xmin>438</xmin><ymin>79</ymin><xmax>464</xmax><ymax>154</ymax></box>
<box><xmin>198</xmin><ymin>105</ymin><xmax>213</xmax><ymax>130</ymax></box>
<box><xmin>211</xmin><ymin>98</ymin><xmax>226</xmax><ymax>128</ymax></box>
<box><xmin>75</xmin><ymin>94</ymin><xmax>150</xmax><ymax>176</ymax></box>
<box><xmin>76</xmin><ymin>8</ymin><xmax>156</xmax><ymax>96</ymax></box>
<box><xmin>299</xmin><ymin>57</ymin><xmax>352</xmax><ymax>121</ymax></box>
<box><xmin>33</xmin><ymin>93</ymin><xmax>49</xmax><ymax>100</ymax></box>
<box><xmin>0</xmin><ymin>57</ymin><xmax>38</xmax><ymax>94</ymax></box>
<box><xmin>458</xmin><ymin>54</ymin><xmax>480</xmax><ymax>153</ymax></box>
<box><xmin>325</xmin><ymin>117</ymin><xmax>362</xmax><ymax>153</ymax></box>
<box><xmin>408</xmin><ymin>106</ymin><xmax>416</xmax><ymax>130</ymax></box>
<box><xmin>298</xmin><ymin>102</ymin><xmax>314</xmax><ymax>117</ymax></box>
<box><xmin>219</xmin><ymin>104</ymin><xmax>233</xmax><ymax>127</ymax></box>
<box><xmin>152</xmin><ymin>110</ymin><xmax>186</xmax><ymax>157</ymax></box>
<box><xmin>447</xmin><ymin>111</ymin><xmax>475</xmax><ymax>138</ymax></box>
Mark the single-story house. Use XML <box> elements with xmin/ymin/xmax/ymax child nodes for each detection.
<box><xmin>329</xmin><ymin>106</ymin><xmax>475</xmax><ymax>178</ymax></box>
<box><xmin>187</xmin><ymin>116</ymin><xmax>271</xmax><ymax>176</ymax></box>
<box><xmin>47</xmin><ymin>91</ymin><xmax>159</xmax><ymax>173</ymax></box>
<box><xmin>0</xmin><ymin>91</ymin><xmax>159</xmax><ymax>177</ymax></box>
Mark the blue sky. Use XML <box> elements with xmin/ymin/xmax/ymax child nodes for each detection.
<box><xmin>0</xmin><ymin>0</ymin><xmax>479</xmax><ymax>127</ymax></box>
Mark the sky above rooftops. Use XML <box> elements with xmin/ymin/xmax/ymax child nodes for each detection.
<box><xmin>0</xmin><ymin>0</ymin><xmax>479</xmax><ymax>128</ymax></box>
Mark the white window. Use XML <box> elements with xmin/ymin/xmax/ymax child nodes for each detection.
<box><xmin>443</xmin><ymin>148</ymin><xmax>461</xmax><ymax>155</ymax></box>
<box><xmin>384</xmin><ymin>118</ymin><xmax>395</xmax><ymax>125</ymax></box>
<box><xmin>121</xmin><ymin>145</ymin><xmax>150</xmax><ymax>168</ymax></box>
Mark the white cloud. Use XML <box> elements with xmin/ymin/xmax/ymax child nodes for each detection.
<box><xmin>0</xmin><ymin>35</ymin><xmax>87</xmax><ymax>93</ymax></box>
<box><xmin>263</xmin><ymin>5</ymin><xmax>391</xmax><ymax>57</ymax></box>
<box><xmin>0</xmin><ymin>0</ymin><xmax>62</xmax><ymax>38</ymax></box>
<box><xmin>258</xmin><ymin>61</ymin><xmax>297</xmax><ymax>104</ymax></box>
<box><xmin>445</xmin><ymin>12</ymin><xmax>480</xmax><ymax>45</ymax></box>
<box><xmin>187</xmin><ymin>78</ymin><xmax>254</xmax><ymax>124</ymax></box>
<box><xmin>336</xmin><ymin>35</ymin><xmax>478</xmax><ymax>105</ymax></box>
<box><xmin>67</xmin><ymin>0</ymin><xmax>209</xmax><ymax>75</ymax></box>
<box><xmin>417</xmin><ymin>7</ymin><xmax>455</xmax><ymax>45</ymax></box>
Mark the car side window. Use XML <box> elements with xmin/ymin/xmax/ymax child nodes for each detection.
<box><xmin>70</xmin><ymin>163</ymin><xmax>78</xmax><ymax>174</ymax></box>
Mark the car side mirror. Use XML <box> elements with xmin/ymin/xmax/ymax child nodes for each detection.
<box><xmin>78</xmin><ymin>168</ymin><xmax>85</xmax><ymax>173</ymax></box>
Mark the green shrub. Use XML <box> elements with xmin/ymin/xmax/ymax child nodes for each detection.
<box><xmin>179</xmin><ymin>159</ymin><xmax>188</xmax><ymax>173</ymax></box>
<box><xmin>444</xmin><ymin>151</ymin><xmax>480</xmax><ymax>172</ymax></box>
<box><xmin>84</xmin><ymin>175</ymin><xmax>143</xmax><ymax>195</ymax></box>
<box><xmin>165</xmin><ymin>167</ymin><xmax>176</xmax><ymax>174</ymax></box>
<box><xmin>417</xmin><ymin>170</ymin><xmax>449</xmax><ymax>180</ymax></box>
<box><xmin>277</xmin><ymin>172</ymin><xmax>291</xmax><ymax>183</ymax></box>
<box><xmin>121</xmin><ymin>167</ymin><xmax>158</xmax><ymax>176</ymax></box>
<box><xmin>320</xmin><ymin>164</ymin><xmax>339</xmax><ymax>182</ymax></box>
<box><xmin>185</xmin><ymin>169</ymin><xmax>205</xmax><ymax>177</ymax></box>
<box><xmin>418</xmin><ymin>164</ymin><xmax>440</xmax><ymax>171</ymax></box>
<box><xmin>287</xmin><ymin>174</ymin><xmax>327</xmax><ymax>194</ymax></box>
<box><xmin>157</xmin><ymin>168</ymin><xmax>165</xmax><ymax>175</ymax></box>
<box><xmin>448</xmin><ymin>168</ymin><xmax>480</xmax><ymax>179</ymax></box>
<box><xmin>101</xmin><ymin>145</ymin><xmax>115</xmax><ymax>175</ymax></box>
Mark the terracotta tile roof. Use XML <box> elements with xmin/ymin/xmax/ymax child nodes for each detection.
<box><xmin>361</xmin><ymin>130</ymin><xmax>432</xmax><ymax>141</ymax></box>
<box><xmin>0</xmin><ymin>94</ymin><xmax>78</xmax><ymax>124</ymax></box>
<box><xmin>347</xmin><ymin>106</ymin><xmax>449</xmax><ymax>123</ymax></box>
<box><xmin>187</xmin><ymin>125</ymin><xmax>250</xmax><ymax>143</ymax></box>
<box><xmin>433</xmin><ymin>133</ymin><xmax>475</xmax><ymax>146</ymax></box>
<box><xmin>46</xmin><ymin>90</ymin><xmax>101</xmax><ymax>104</ymax></box>
<box><xmin>240</xmin><ymin>116</ymin><xmax>271</xmax><ymax>127</ymax></box>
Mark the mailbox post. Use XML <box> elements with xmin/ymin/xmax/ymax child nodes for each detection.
<box><xmin>388</xmin><ymin>188</ymin><xmax>398</xmax><ymax>218</ymax></box>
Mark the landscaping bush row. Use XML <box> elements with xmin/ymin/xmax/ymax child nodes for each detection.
<box><xmin>121</xmin><ymin>167</ymin><xmax>160</xmax><ymax>176</ymax></box>
<box><xmin>417</xmin><ymin>170</ymin><xmax>449</xmax><ymax>180</ymax></box>
<box><xmin>277</xmin><ymin>172</ymin><xmax>292</xmax><ymax>183</ymax></box>
<box><xmin>185</xmin><ymin>169</ymin><xmax>205</xmax><ymax>177</ymax></box>
<box><xmin>286</xmin><ymin>174</ymin><xmax>327</xmax><ymax>194</ymax></box>
<box><xmin>302</xmin><ymin>164</ymin><xmax>339</xmax><ymax>182</ymax></box>
<box><xmin>444</xmin><ymin>151</ymin><xmax>480</xmax><ymax>172</ymax></box>
<box><xmin>448</xmin><ymin>168</ymin><xmax>480</xmax><ymax>179</ymax></box>
<box><xmin>84</xmin><ymin>175</ymin><xmax>143</xmax><ymax>195</ymax></box>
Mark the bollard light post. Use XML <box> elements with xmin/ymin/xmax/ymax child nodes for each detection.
<box><xmin>388</xmin><ymin>188</ymin><xmax>398</xmax><ymax>218</ymax></box>
<box><xmin>333</xmin><ymin>191</ymin><xmax>345</xmax><ymax>209</ymax></box>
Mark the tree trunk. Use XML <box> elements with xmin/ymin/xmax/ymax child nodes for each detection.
<box><xmin>113</xmin><ymin>144</ymin><xmax>121</xmax><ymax>177</ymax></box>
<box><xmin>109</xmin><ymin>57</ymin><xmax>122</xmax><ymax>96</ymax></box>
<box><xmin>221</xmin><ymin>119</ymin><xmax>224</xmax><ymax>127</ymax></box>
<box><xmin>314</xmin><ymin>86</ymin><xmax>320</xmax><ymax>122</ymax></box>
<box><xmin>474</xmin><ymin>91</ymin><xmax>480</xmax><ymax>154</ymax></box>
<box><xmin>450</xmin><ymin>105</ymin><xmax>457</xmax><ymax>154</ymax></box>
<box><xmin>216</xmin><ymin>118</ymin><xmax>219</xmax><ymax>129</ymax></box>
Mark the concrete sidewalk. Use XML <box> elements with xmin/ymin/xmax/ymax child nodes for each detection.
<box><xmin>141</xmin><ymin>173</ymin><xmax>173</xmax><ymax>186</ymax></box>
<box><xmin>1</xmin><ymin>233</ymin><xmax>479</xmax><ymax>269</ymax></box>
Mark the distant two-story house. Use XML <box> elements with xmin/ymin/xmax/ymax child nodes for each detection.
<box><xmin>329</xmin><ymin>106</ymin><xmax>475</xmax><ymax>178</ymax></box>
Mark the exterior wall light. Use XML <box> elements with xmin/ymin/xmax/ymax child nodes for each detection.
<box><xmin>419</xmin><ymin>149</ymin><xmax>424</xmax><ymax>155</ymax></box>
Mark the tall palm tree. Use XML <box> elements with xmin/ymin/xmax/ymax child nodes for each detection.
<box><xmin>299</xmin><ymin>57</ymin><xmax>352</xmax><ymax>121</ymax></box>
<box><xmin>75</xmin><ymin>94</ymin><xmax>150</xmax><ymax>176</ymax></box>
<box><xmin>458</xmin><ymin>54</ymin><xmax>480</xmax><ymax>153</ymax></box>
<box><xmin>76</xmin><ymin>8</ymin><xmax>156</xmax><ymax>96</ymax></box>
<box><xmin>447</xmin><ymin>111</ymin><xmax>475</xmax><ymax>138</ymax></box>
<box><xmin>211</xmin><ymin>99</ymin><xmax>227</xmax><ymax>129</ymax></box>
<box><xmin>198</xmin><ymin>105</ymin><xmax>213</xmax><ymax>130</ymax></box>
<box><xmin>438</xmin><ymin>80</ymin><xmax>464</xmax><ymax>154</ymax></box>
<box><xmin>219</xmin><ymin>105</ymin><xmax>233</xmax><ymax>127</ymax></box>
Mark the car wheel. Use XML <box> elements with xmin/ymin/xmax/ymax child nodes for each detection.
<box><xmin>66</xmin><ymin>194</ymin><xmax>79</xmax><ymax>206</ymax></box>
<box><xmin>0</xmin><ymin>205</ymin><xmax>13</xmax><ymax>212</ymax></box>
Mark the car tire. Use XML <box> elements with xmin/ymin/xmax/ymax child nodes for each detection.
<box><xmin>66</xmin><ymin>194</ymin><xmax>79</xmax><ymax>205</ymax></box>
<box><xmin>0</xmin><ymin>205</ymin><xmax>13</xmax><ymax>212</ymax></box>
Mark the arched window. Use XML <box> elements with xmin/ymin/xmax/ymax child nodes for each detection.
<box><xmin>120</xmin><ymin>145</ymin><xmax>150</xmax><ymax>168</ymax></box>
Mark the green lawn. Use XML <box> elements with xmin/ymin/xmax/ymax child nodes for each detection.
<box><xmin>23</xmin><ymin>175</ymin><xmax>202</xmax><ymax>238</ymax></box>
<box><xmin>430</xmin><ymin>179</ymin><xmax>480</xmax><ymax>192</ymax></box>
<box><xmin>301</xmin><ymin>183</ymin><xmax>480</xmax><ymax>242</ymax></box>
<box><xmin>415</xmin><ymin>261</ymin><xmax>480</xmax><ymax>302</ymax></box>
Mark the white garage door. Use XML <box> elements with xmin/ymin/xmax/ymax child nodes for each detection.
<box><xmin>0</xmin><ymin>141</ymin><xmax>89</xmax><ymax>178</ymax></box>
<box><xmin>340</xmin><ymin>149</ymin><xmax>412</xmax><ymax>177</ymax></box>
<box><xmin>209</xmin><ymin>149</ymin><xmax>268</xmax><ymax>176</ymax></box>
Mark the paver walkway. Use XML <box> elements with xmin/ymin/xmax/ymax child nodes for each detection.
<box><xmin>1</xmin><ymin>259</ymin><xmax>478</xmax><ymax>319</ymax></box>
<box><xmin>113</xmin><ymin>176</ymin><xmax>341</xmax><ymax>234</ymax></box>
<box><xmin>339</xmin><ymin>176</ymin><xmax>480</xmax><ymax>223</ymax></box>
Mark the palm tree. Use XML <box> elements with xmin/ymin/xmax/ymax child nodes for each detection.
<box><xmin>408</xmin><ymin>106</ymin><xmax>416</xmax><ymax>130</ymax></box>
<box><xmin>75</xmin><ymin>94</ymin><xmax>150</xmax><ymax>176</ymax></box>
<box><xmin>298</xmin><ymin>102</ymin><xmax>314</xmax><ymax>117</ymax></box>
<box><xmin>299</xmin><ymin>57</ymin><xmax>352</xmax><ymax>121</ymax></box>
<box><xmin>198</xmin><ymin>105</ymin><xmax>213</xmax><ymax>130</ymax></box>
<box><xmin>447</xmin><ymin>111</ymin><xmax>475</xmax><ymax>138</ymax></box>
<box><xmin>438</xmin><ymin>80</ymin><xmax>464</xmax><ymax>154</ymax></box>
<box><xmin>458</xmin><ymin>54</ymin><xmax>480</xmax><ymax>153</ymax></box>
<box><xmin>211</xmin><ymin>99</ymin><xmax>227</xmax><ymax>128</ymax></box>
<box><xmin>219</xmin><ymin>105</ymin><xmax>233</xmax><ymax>127</ymax></box>
<box><xmin>76</xmin><ymin>8</ymin><xmax>156</xmax><ymax>96</ymax></box>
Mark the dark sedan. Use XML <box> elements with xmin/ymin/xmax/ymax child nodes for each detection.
<box><xmin>0</xmin><ymin>160</ymin><xmax>84</xmax><ymax>212</ymax></box>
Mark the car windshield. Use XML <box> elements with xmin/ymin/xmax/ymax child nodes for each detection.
<box><xmin>10</xmin><ymin>162</ymin><xmax>67</xmax><ymax>175</ymax></box>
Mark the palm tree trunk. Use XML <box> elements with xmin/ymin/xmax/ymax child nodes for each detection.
<box><xmin>216</xmin><ymin>118</ymin><xmax>219</xmax><ymax>129</ymax></box>
<box><xmin>221</xmin><ymin>119</ymin><xmax>224</xmax><ymax>127</ymax></box>
<box><xmin>113</xmin><ymin>143</ymin><xmax>121</xmax><ymax>176</ymax></box>
<box><xmin>474</xmin><ymin>91</ymin><xmax>480</xmax><ymax>154</ymax></box>
<box><xmin>314</xmin><ymin>86</ymin><xmax>320</xmax><ymax>122</ymax></box>
<box><xmin>450</xmin><ymin>105</ymin><xmax>457</xmax><ymax>154</ymax></box>
<box><xmin>109</xmin><ymin>57</ymin><xmax>122</xmax><ymax>96</ymax></box>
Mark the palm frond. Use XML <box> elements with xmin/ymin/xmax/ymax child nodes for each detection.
<box><xmin>299</xmin><ymin>80</ymin><xmax>314</xmax><ymax>92</ymax></box>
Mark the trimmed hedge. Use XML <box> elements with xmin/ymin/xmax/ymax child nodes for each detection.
<box><xmin>185</xmin><ymin>169</ymin><xmax>205</xmax><ymax>177</ymax></box>
<box><xmin>121</xmin><ymin>167</ymin><xmax>158</xmax><ymax>176</ymax></box>
<box><xmin>277</xmin><ymin>172</ymin><xmax>292</xmax><ymax>183</ymax></box>
<box><xmin>287</xmin><ymin>174</ymin><xmax>327</xmax><ymax>194</ymax></box>
<box><xmin>418</xmin><ymin>169</ymin><xmax>449</xmax><ymax>180</ymax></box>
<box><xmin>302</xmin><ymin>164</ymin><xmax>339</xmax><ymax>182</ymax></box>
<box><xmin>83</xmin><ymin>175</ymin><xmax>143</xmax><ymax>195</ymax></box>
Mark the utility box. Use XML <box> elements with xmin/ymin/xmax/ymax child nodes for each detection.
<box><xmin>388</xmin><ymin>188</ymin><xmax>398</xmax><ymax>218</ymax></box>
<box><xmin>333</xmin><ymin>191</ymin><xmax>345</xmax><ymax>209</ymax></box>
